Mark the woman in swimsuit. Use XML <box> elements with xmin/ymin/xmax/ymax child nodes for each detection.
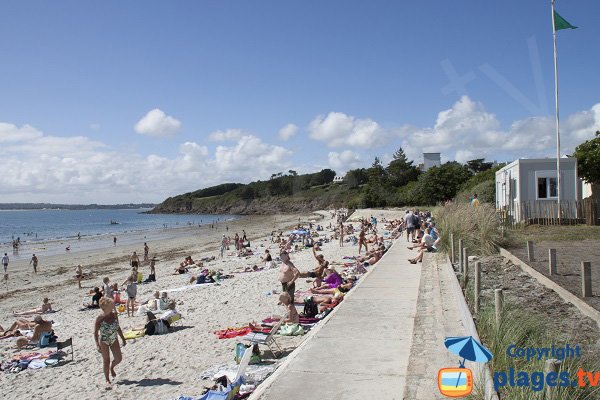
<box><xmin>94</xmin><ymin>297</ymin><xmax>126</xmax><ymax>387</ymax></box>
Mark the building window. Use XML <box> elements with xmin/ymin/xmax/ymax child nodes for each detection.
<box><xmin>537</xmin><ymin>177</ymin><xmax>558</xmax><ymax>199</ymax></box>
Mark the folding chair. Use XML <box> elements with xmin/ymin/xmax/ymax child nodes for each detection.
<box><xmin>55</xmin><ymin>338</ymin><xmax>74</xmax><ymax>362</ymax></box>
<box><xmin>242</xmin><ymin>319</ymin><xmax>283</xmax><ymax>358</ymax></box>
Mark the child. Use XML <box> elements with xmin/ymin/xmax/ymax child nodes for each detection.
<box><xmin>278</xmin><ymin>292</ymin><xmax>299</xmax><ymax>324</ymax></box>
<box><xmin>125</xmin><ymin>277</ymin><xmax>137</xmax><ymax>317</ymax></box>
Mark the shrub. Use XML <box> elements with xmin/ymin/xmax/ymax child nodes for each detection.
<box><xmin>436</xmin><ymin>201</ymin><xmax>505</xmax><ymax>256</ymax></box>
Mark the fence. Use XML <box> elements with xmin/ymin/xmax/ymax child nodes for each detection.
<box><xmin>497</xmin><ymin>198</ymin><xmax>599</xmax><ymax>227</ymax></box>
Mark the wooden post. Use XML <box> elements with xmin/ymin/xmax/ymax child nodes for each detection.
<box><xmin>582</xmin><ymin>262</ymin><xmax>592</xmax><ymax>297</ymax></box>
<box><xmin>527</xmin><ymin>240</ymin><xmax>535</xmax><ymax>261</ymax></box>
<box><xmin>474</xmin><ymin>261</ymin><xmax>481</xmax><ymax>314</ymax></box>
<box><xmin>450</xmin><ymin>232</ymin><xmax>455</xmax><ymax>264</ymax></box>
<box><xmin>458</xmin><ymin>239</ymin><xmax>464</xmax><ymax>272</ymax></box>
<box><xmin>463</xmin><ymin>248</ymin><xmax>469</xmax><ymax>289</ymax></box>
<box><xmin>495</xmin><ymin>289</ymin><xmax>504</xmax><ymax>328</ymax></box>
<box><xmin>544</xmin><ymin>359</ymin><xmax>561</xmax><ymax>400</ymax></box>
<box><xmin>548</xmin><ymin>249</ymin><xmax>557</xmax><ymax>275</ymax></box>
<box><xmin>463</xmin><ymin>248</ymin><xmax>469</xmax><ymax>282</ymax></box>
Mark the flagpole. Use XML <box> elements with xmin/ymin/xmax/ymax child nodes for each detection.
<box><xmin>551</xmin><ymin>0</ymin><xmax>562</xmax><ymax>223</ymax></box>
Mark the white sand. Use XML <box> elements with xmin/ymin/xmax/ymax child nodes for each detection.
<box><xmin>0</xmin><ymin>209</ymin><xmax>403</xmax><ymax>399</ymax></box>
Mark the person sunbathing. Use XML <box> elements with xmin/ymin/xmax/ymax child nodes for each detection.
<box><xmin>16</xmin><ymin>316</ymin><xmax>54</xmax><ymax>348</ymax></box>
<box><xmin>310</xmin><ymin>278</ymin><xmax>354</xmax><ymax>295</ymax></box>
<box><xmin>13</xmin><ymin>297</ymin><xmax>53</xmax><ymax>316</ymax></box>
<box><xmin>189</xmin><ymin>269</ymin><xmax>215</xmax><ymax>284</ymax></box>
<box><xmin>277</xmin><ymin>292</ymin><xmax>299</xmax><ymax>324</ymax></box>
<box><xmin>1</xmin><ymin>319</ymin><xmax>37</xmax><ymax>337</ymax></box>
<box><xmin>313</xmin><ymin>268</ymin><xmax>342</xmax><ymax>290</ymax></box>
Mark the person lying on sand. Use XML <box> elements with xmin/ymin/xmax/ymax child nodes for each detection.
<box><xmin>0</xmin><ymin>318</ymin><xmax>38</xmax><ymax>338</ymax></box>
<box><xmin>311</xmin><ymin>278</ymin><xmax>354</xmax><ymax>296</ymax></box>
<box><xmin>16</xmin><ymin>316</ymin><xmax>54</xmax><ymax>348</ymax></box>
<box><xmin>312</xmin><ymin>267</ymin><xmax>342</xmax><ymax>290</ymax></box>
<box><xmin>189</xmin><ymin>269</ymin><xmax>216</xmax><ymax>284</ymax></box>
<box><xmin>13</xmin><ymin>297</ymin><xmax>53</xmax><ymax>316</ymax></box>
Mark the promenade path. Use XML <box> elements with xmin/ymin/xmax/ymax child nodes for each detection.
<box><xmin>254</xmin><ymin>240</ymin><xmax>467</xmax><ymax>400</ymax></box>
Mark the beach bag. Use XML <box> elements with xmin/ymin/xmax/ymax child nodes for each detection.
<box><xmin>279</xmin><ymin>324</ymin><xmax>304</xmax><ymax>336</ymax></box>
<box><xmin>154</xmin><ymin>319</ymin><xmax>169</xmax><ymax>335</ymax></box>
<box><xmin>39</xmin><ymin>331</ymin><xmax>53</xmax><ymax>347</ymax></box>
<box><xmin>302</xmin><ymin>297</ymin><xmax>318</xmax><ymax>318</ymax></box>
<box><xmin>234</xmin><ymin>343</ymin><xmax>261</xmax><ymax>365</ymax></box>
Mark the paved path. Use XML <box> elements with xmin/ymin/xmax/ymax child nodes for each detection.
<box><xmin>256</xmin><ymin>240</ymin><xmax>423</xmax><ymax>399</ymax></box>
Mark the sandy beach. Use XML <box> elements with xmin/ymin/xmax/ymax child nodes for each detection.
<box><xmin>0</xmin><ymin>209</ymin><xmax>402</xmax><ymax>399</ymax></box>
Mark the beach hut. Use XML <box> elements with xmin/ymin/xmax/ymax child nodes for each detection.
<box><xmin>495</xmin><ymin>157</ymin><xmax>582</xmax><ymax>223</ymax></box>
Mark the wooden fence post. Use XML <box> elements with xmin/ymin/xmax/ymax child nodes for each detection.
<box><xmin>548</xmin><ymin>249</ymin><xmax>557</xmax><ymax>275</ymax></box>
<box><xmin>527</xmin><ymin>240</ymin><xmax>535</xmax><ymax>262</ymax></box>
<box><xmin>544</xmin><ymin>359</ymin><xmax>561</xmax><ymax>400</ymax></box>
<box><xmin>495</xmin><ymin>289</ymin><xmax>504</xmax><ymax>328</ymax></box>
<box><xmin>463</xmin><ymin>247</ymin><xmax>469</xmax><ymax>280</ymax></box>
<box><xmin>463</xmin><ymin>249</ymin><xmax>469</xmax><ymax>289</ymax></box>
<box><xmin>474</xmin><ymin>261</ymin><xmax>481</xmax><ymax>314</ymax></box>
<box><xmin>582</xmin><ymin>262</ymin><xmax>592</xmax><ymax>297</ymax></box>
<box><xmin>458</xmin><ymin>239</ymin><xmax>464</xmax><ymax>272</ymax></box>
<box><xmin>450</xmin><ymin>232</ymin><xmax>455</xmax><ymax>264</ymax></box>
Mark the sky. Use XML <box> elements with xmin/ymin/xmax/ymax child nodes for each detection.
<box><xmin>1</xmin><ymin>0</ymin><xmax>599</xmax><ymax>204</ymax></box>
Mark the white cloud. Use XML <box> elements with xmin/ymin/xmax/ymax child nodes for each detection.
<box><xmin>278</xmin><ymin>123</ymin><xmax>298</xmax><ymax>141</ymax></box>
<box><xmin>308</xmin><ymin>112</ymin><xmax>389</xmax><ymax>148</ymax></box>
<box><xmin>0</xmin><ymin>123</ymin><xmax>43</xmax><ymax>143</ymax></box>
<box><xmin>134</xmin><ymin>108</ymin><xmax>182</xmax><ymax>137</ymax></box>
<box><xmin>209</xmin><ymin>129</ymin><xmax>245</xmax><ymax>142</ymax></box>
<box><xmin>0</xmin><ymin>124</ymin><xmax>293</xmax><ymax>203</ymax></box>
<box><xmin>328</xmin><ymin>150</ymin><xmax>362</xmax><ymax>171</ymax></box>
<box><xmin>398</xmin><ymin>96</ymin><xmax>600</xmax><ymax>164</ymax></box>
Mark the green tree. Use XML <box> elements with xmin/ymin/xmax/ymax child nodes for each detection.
<box><xmin>414</xmin><ymin>162</ymin><xmax>473</xmax><ymax>204</ymax></box>
<box><xmin>574</xmin><ymin>131</ymin><xmax>600</xmax><ymax>184</ymax></box>
<box><xmin>386</xmin><ymin>147</ymin><xmax>420</xmax><ymax>187</ymax></box>
<box><xmin>345</xmin><ymin>168</ymin><xmax>368</xmax><ymax>188</ymax></box>
<box><xmin>466</xmin><ymin>158</ymin><xmax>493</xmax><ymax>173</ymax></box>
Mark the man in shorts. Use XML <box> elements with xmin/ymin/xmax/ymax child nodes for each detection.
<box><xmin>130</xmin><ymin>251</ymin><xmax>140</xmax><ymax>268</ymax></box>
<box><xmin>404</xmin><ymin>210</ymin><xmax>416</xmax><ymax>242</ymax></box>
<box><xmin>2</xmin><ymin>253</ymin><xmax>8</xmax><ymax>273</ymax></box>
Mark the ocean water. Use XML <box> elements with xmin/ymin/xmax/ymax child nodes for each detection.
<box><xmin>0</xmin><ymin>208</ymin><xmax>236</xmax><ymax>245</ymax></box>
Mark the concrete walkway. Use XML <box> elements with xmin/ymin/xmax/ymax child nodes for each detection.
<box><xmin>255</xmin><ymin>240</ymin><xmax>423</xmax><ymax>399</ymax></box>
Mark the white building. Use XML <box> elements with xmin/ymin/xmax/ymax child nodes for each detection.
<box><xmin>423</xmin><ymin>153</ymin><xmax>441</xmax><ymax>171</ymax></box>
<box><xmin>495</xmin><ymin>158</ymin><xmax>582</xmax><ymax>222</ymax></box>
<box><xmin>333</xmin><ymin>175</ymin><xmax>345</xmax><ymax>184</ymax></box>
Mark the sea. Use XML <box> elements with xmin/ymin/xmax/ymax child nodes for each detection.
<box><xmin>0</xmin><ymin>208</ymin><xmax>237</xmax><ymax>259</ymax></box>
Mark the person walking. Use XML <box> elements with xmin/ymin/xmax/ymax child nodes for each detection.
<box><xmin>94</xmin><ymin>298</ymin><xmax>126</xmax><ymax>388</ymax></box>
<box><xmin>2</xmin><ymin>253</ymin><xmax>8</xmax><ymax>273</ymax></box>
<box><xmin>30</xmin><ymin>254</ymin><xmax>39</xmax><ymax>274</ymax></box>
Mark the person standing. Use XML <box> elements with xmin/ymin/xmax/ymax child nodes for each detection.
<box><xmin>143</xmin><ymin>243</ymin><xmax>149</xmax><ymax>261</ymax></box>
<box><xmin>130</xmin><ymin>251</ymin><xmax>140</xmax><ymax>269</ymax></box>
<box><xmin>338</xmin><ymin>222</ymin><xmax>344</xmax><ymax>247</ymax></box>
<box><xmin>113</xmin><ymin>236</ymin><xmax>117</xmax><ymax>246</ymax></box>
<box><xmin>30</xmin><ymin>254</ymin><xmax>39</xmax><ymax>274</ymax></box>
<box><xmin>278</xmin><ymin>251</ymin><xmax>300</xmax><ymax>303</ymax></box>
<box><xmin>94</xmin><ymin>298</ymin><xmax>126</xmax><ymax>387</ymax></box>
<box><xmin>471</xmin><ymin>193</ymin><xmax>481</xmax><ymax>208</ymax></box>
<box><xmin>220</xmin><ymin>234</ymin><xmax>227</xmax><ymax>258</ymax></box>
<box><xmin>75</xmin><ymin>264</ymin><xmax>84</xmax><ymax>289</ymax></box>
<box><xmin>2</xmin><ymin>253</ymin><xmax>8</xmax><ymax>273</ymax></box>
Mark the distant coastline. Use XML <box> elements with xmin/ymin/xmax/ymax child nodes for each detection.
<box><xmin>0</xmin><ymin>203</ymin><xmax>155</xmax><ymax>211</ymax></box>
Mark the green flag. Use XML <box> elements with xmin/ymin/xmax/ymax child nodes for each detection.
<box><xmin>554</xmin><ymin>10</ymin><xmax>577</xmax><ymax>31</ymax></box>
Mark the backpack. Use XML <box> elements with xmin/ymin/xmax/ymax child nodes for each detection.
<box><xmin>302</xmin><ymin>297</ymin><xmax>319</xmax><ymax>318</ymax></box>
<box><xmin>411</xmin><ymin>214</ymin><xmax>420</xmax><ymax>227</ymax></box>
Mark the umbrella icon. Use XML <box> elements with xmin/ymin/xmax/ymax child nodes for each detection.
<box><xmin>444</xmin><ymin>336</ymin><xmax>493</xmax><ymax>389</ymax></box>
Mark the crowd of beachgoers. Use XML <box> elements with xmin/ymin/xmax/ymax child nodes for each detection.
<box><xmin>0</xmin><ymin>209</ymin><xmax>437</xmax><ymax>399</ymax></box>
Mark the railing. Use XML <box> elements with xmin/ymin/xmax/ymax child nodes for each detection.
<box><xmin>497</xmin><ymin>198</ymin><xmax>599</xmax><ymax>227</ymax></box>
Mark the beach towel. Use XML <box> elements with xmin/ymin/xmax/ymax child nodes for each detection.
<box><xmin>279</xmin><ymin>324</ymin><xmax>304</xmax><ymax>336</ymax></box>
<box><xmin>164</xmin><ymin>283</ymin><xmax>217</xmax><ymax>293</ymax></box>
<box><xmin>123</xmin><ymin>330</ymin><xmax>145</xmax><ymax>340</ymax></box>
<box><xmin>214</xmin><ymin>326</ymin><xmax>270</xmax><ymax>340</ymax></box>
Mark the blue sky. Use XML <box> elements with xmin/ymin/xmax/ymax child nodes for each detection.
<box><xmin>1</xmin><ymin>1</ymin><xmax>598</xmax><ymax>203</ymax></box>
